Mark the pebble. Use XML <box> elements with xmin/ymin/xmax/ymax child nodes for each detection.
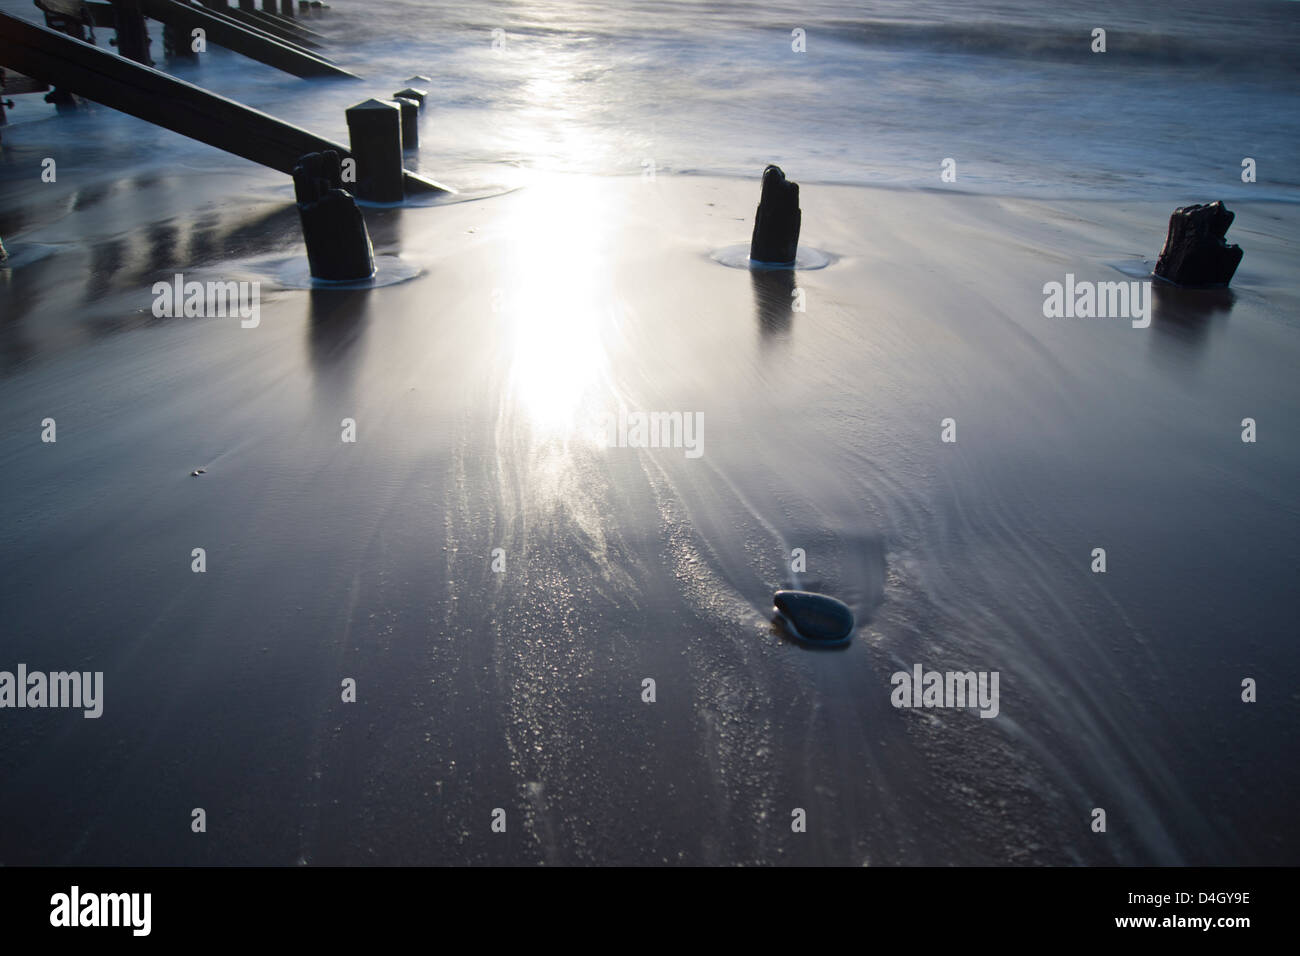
<box><xmin>772</xmin><ymin>589</ymin><xmax>855</xmax><ymax>646</ymax></box>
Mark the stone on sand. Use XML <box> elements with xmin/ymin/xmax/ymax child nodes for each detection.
<box><xmin>773</xmin><ymin>589</ymin><xmax>855</xmax><ymax>646</ymax></box>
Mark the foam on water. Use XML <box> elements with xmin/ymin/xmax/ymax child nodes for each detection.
<box><xmin>3</xmin><ymin>0</ymin><xmax>1296</xmax><ymax>203</ymax></box>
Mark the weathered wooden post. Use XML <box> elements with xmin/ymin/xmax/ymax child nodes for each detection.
<box><xmin>35</xmin><ymin>0</ymin><xmax>93</xmax><ymax>107</ymax></box>
<box><xmin>293</xmin><ymin>150</ymin><xmax>374</xmax><ymax>280</ymax></box>
<box><xmin>393</xmin><ymin>87</ymin><xmax>426</xmax><ymax>151</ymax></box>
<box><xmin>393</xmin><ymin>86</ymin><xmax>427</xmax><ymax>109</ymax></box>
<box><xmin>749</xmin><ymin>165</ymin><xmax>800</xmax><ymax>265</ymax></box>
<box><xmin>1154</xmin><ymin>201</ymin><xmax>1244</xmax><ymax>287</ymax></box>
<box><xmin>345</xmin><ymin>98</ymin><xmax>404</xmax><ymax>202</ymax></box>
<box><xmin>162</xmin><ymin>20</ymin><xmax>195</xmax><ymax>59</ymax></box>
<box><xmin>393</xmin><ymin>95</ymin><xmax>419</xmax><ymax>151</ymax></box>
<box><xmin>109</xmin><ymin>0</ymin><xmax>154</xmax><ymax>66</ymax></box>
<box><xmin>35</xmin><ymin>0</ymin><xmax>92</xmax><ymax>42</ymax></box>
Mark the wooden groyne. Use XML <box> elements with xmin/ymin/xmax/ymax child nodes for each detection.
<box><xmin>37</xmin><ymin>0</ymin><xmax>335</xmax><ymax>71</ymax></box>
<box><xmin>0</xmin><ymin>12</ymin><xmax>450</xmax><ymax>194</ymax></box>
<box><xmin>139</xmin><ymin>0</ymin><xmax>352</xmax><ymax>78</ymax></box>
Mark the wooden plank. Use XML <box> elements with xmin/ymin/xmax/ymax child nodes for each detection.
<box><xmin>248</xmin><ymin>8</ymin><xmax>327</xmax><ymax>41</ymax></box>
<box><xmin>222</xmin><ymin>8</ymin><xmax>323</xmax><ymax>49</ymax></box>
<box><xmin>136</xmin><ymin>0</ymin><xmax>354</xmax><ymax>78</ymax></box>
<box><xmin>0</xmin><ymin>12</ymin><xmax>451</xmax><ymax>194</ymax></box>
<box><xmin>189</xmin><ymin>4</ymin><xmax>325</xmax><ymax>52</ymax></box>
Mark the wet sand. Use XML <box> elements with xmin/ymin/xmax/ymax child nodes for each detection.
<box><xmin>1</xmin><ymin>172</ymin><xmax>1298</xmax><ymax>864</ymax></box>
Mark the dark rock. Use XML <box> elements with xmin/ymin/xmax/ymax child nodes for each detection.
<box><xmin>1154</xmin><ymin>201</ymin><xmax>1244</xmax><ymax>288</ymax></box>
<box><xmin>292</xmin><ymin>150</ymin><xmax>375</xmax><ymax>281</ymax></box>
<box><xmin>749</xmin><ymin>165</ymin><xmax>801</xmax><ymax>265</ymax></box>
<box><xmin>773</xmin><ymin>589</ymin><xmax>854</xmax><ymax>646</ymax></box>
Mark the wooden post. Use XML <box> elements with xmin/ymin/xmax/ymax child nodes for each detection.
<box><xmin>34</xmin><ymin>0</ymin><xmax>93</xmax><ymax>41</ymax></box>
<box><xmin>750</xmin><ymin>165</ymin><xmax>801</xmax><ymax>265</ymax></box>
<box><xmin>393</xmin><ymin>96</ymin><xmax>418</xmax><ymax>151</ymax></box>
<box><xmin>345</xmin><ymin>98</ymin><xmax>404</xmax><ymax>202</ymax></box>
<box><xmin>393</xmin><ymin>86</ymin><xmax>426</xmax><ymax>108</ymax></box>
<box><xmin>35</xmin><ymin>0</ymin><xmax>94</xmax><ymax>106</ymax></box>
<box><xmin>109</xmin><ymin>0</ymin><xmax>154</xmax><ymax>66</ymax></box>
<box><xmin>293</xmin><ymin>150</ymin><xmax>375</xmax><ymax>280</ymax></box>
<box><xmin>162</xmin><ymin>21</ymin><xmax>196</xmax><ymax>59</ymax></box>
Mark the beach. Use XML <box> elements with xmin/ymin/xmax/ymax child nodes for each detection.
<box><xmin>2</xmin><ymin>160</ymin><xmax>1298</xmax><ymax>863</ymax></box>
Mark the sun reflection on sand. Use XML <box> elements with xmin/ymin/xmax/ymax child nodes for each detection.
<box><xmin>491</xmin><ymin>175</ymin><xmax>628</xmax><ymax>567</ymax></box>
<box><xmin>498</xmin><ymin>176</ymin><xmax>615</xmax><ymax>440</ymax></box>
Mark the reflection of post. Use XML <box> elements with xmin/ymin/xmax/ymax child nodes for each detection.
<box><xmin>751</xmin><ymin>266</ymin><xmax>796</xmax><ymax>339</ymax></box>
<box><xmin>1150</xmin><ymin>282</ymin><xmax>1234</xmax><ymax>354</ymax></box>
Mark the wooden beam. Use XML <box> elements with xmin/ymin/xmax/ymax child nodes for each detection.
<box><xmin>249</xmin><ymin>7</ymin><xmax>328</xmax><ymax>42</ymax></box>
<box><xmin>198</xmin><ymin>4</ymin><xmax>325</xmax><ymax>51</ymax></box>
<box><xmin>0</xmin><ymin>12</ymin><xmax>451</xmax><ymax>194</ymax></box>
<box><xmin>136</xmin><ymin>0</ymin><xmax>353</xmax><ymax>78</ymax></box>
